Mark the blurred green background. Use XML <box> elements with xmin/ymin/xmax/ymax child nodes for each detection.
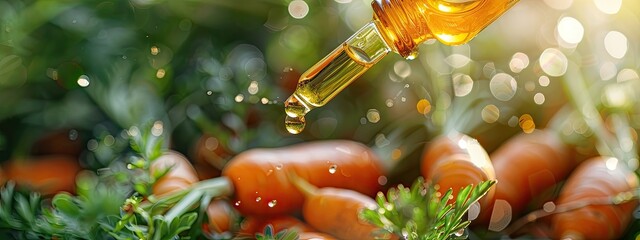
<box><xmin>1</xmin><ymin>0</ymin><xmax>638</xmax><ymax>165</ymax></box>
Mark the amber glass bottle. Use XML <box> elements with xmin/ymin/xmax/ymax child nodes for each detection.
<box><xmin>285</xmin><ymin>0</ymin><xmax>519</xmax><ymax>134</ymax></box>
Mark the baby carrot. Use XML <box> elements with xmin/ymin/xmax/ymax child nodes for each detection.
<box><xmin>221</xmin><ymin>140</ymin><xmax>385</xmax><ymax>216</ymax></box>
<box><xmin>551</xmin><ymin>156</ymin><xmax>639</xmax><ymax>240</ymax></box>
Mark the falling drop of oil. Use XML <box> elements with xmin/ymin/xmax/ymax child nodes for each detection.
<box><xmin>268</xmin><ymin>200</ymin><xmax>278</xmax><ymax>208</ymax></box>
<box><xmin>285</xmin><ymin>115</ymin><xmax>306</xmax><ymax>134</ymax></box>
<box><xmin>328</xmin><ymin>165</ymin><xmax>338</xmax><ymax>174</ymax></box>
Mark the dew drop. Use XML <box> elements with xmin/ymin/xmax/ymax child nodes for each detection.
<box><xmin>206</xmin><ymin>90</ymin><xmax>213</xmax><ymax>95</ymax></box>
<box><xmin>268</xmin><ymin>200</ymin><xmax>277</xmax><ymax>208</ymax></box>
<box><xmin>329</xmin><ymin>165</ymin><xmax>338</xmax><ymax>174</ymax></box>
<box><xmin>454</xmin><ymin>228</ymin><xmax>465</xmax><ymax>237</ymax></box>
<box><xmin>285</xmin><ymin>115</ymin><xmax>306</xmax><ymax>134</ymax></box>
<box><xmin>275</xmin><ymin>164</ymin><xmax>283</xmax><ymax>170</ymax></box>
<box><xmin>255</xmin><ymin>197</ymin><xmax>262</xmax><ymax>202</ymax></box>
<box><xmin>235</xmin><ymin>201</ymin><xmax>241</xmax><ymax>206</ymax></box>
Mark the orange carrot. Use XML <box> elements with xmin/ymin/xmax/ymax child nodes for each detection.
<box><xmin>290</xmin><ymin>173</ymin><xmax>395</xmax><ymax>240</ymax></box>
<box><xmin>421</xmin><ymin>131</ymin><xmax>496</xmax><ymax>207</ymax></box>
<box><xmin>150</xmin><ymin>151</ymin><xmax>199</xmax><ymax>197</ymax></box>
<box><xmin>479</xmin><ymin>129</ymin><xmax>577</xmax><ymax>227</ymax></box>
<box><xmin>298</xmin><ymin>232</ymin><xmax>337</xmax><ymax>240</ymax></box>
<box><xmin>239</xmin><ymin>215</ymin><xmax>315</xmax><ymax>236</ymax></box>
<box><xmin>222</xmin><ymin>140</ymin><xmax>385</xmax><ymax>216</ymax></box>
<box><xmin>204</xmin><ymin>199</ymin><xmax>237</xmax><ymax>236</ymax></box>
<box><xmin>551</xmin><ymin>156</ymin><xmax>639</xmax><ymax>239</ymax></box>
<box><xmin>193</xmin><ymin>133</ymin><xmax>232</xmax><ymax>180</ymax></box>
<box><xmin>2</xmin><ymin>156</ymin><xmax>81</xmax><ymax>195</ymax></box>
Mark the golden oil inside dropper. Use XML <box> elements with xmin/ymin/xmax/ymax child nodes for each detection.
<box><xmin>284</xmin><ymin>0</ymin><xmax>519</xmax><ymax>134</ymax></box>
<box><xmin>284</xmin><ymin>22</ymin><xmax>390</xmax><ymax>134</ymax></box>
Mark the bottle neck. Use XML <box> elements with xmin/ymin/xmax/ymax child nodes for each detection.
<box><xmin>371</xmin><ymin>0</ymin><xmax>434</xmax><ymax>59</ymax></box>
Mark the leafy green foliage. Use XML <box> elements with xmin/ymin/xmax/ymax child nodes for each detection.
<box><xmin>253</xmin><ymin>225</ymin><xmax>299</xmax><ymax>240</ymax></box>
<box><xmin>0</xmin><ymin>171</ymin><xmax>130</xmax><ymax>239</ymax></box>
<box><xmin>362</xmin><ymin>178</ymin><xmax>495</xmax><ymax>240</ymax></box>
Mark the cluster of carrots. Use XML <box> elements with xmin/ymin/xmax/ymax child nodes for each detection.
<box><xmin>2</xmin><ymin>125</ymin><xmax>638</xmax><ymax>239</ymax></box>
<box><xmin>421</xmin><ymin>129</ymin><xmax>638</xmax><ymax>239</ymax></box>
<box><xmin>0</xmin><ymin>130</ymin><xmax>83</xmax><ymax>196</ymax></box>
<box><xmin>152</xmin><ymin>138</ymin><xmax>394</xmax><ymax>239</ymax></box>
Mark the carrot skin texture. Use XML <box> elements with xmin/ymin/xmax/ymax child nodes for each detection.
<box><xmin>421</xmin><ymin>132</ymin><xmax>496</xmax><ymax>206</ymax></box>
<box><xmin>551</xmin><ymin>157</ymin><xmax>639</xmax><ymax>240</ymax></box>
<box><xmin>298</xmin><ymin>232</ymin><xmax>338</xmax><ymax>240</ymax></box>
<box><xmin>3</xmin><ymin>156</ymin><xmax>81</xmax><ymax>195</ymax></box>
<box><xmin>150</xmin><ymin>151</ymin><xmax>199</xmax><ymax>197</ymax></box>
<box><xmin>302</xmin><ymin>187</ymin><xmax>393</xmax><ymax>240</ymax></box>
<box><xmin>222</xmin><ymin>140</ymin><xmax>385</xmax><ymax>216</ymax></box>
<box><xmin>480</xmin><ymin>130</ymin><xmax>576</xmax><ymax>225</ymax></box>
<box><xmin>239</xmin><ymin>215</ymin><xmax>315</xmax><ymax>236</ymax></box>
<box><xmin>205</xmin><ymin>199</ymin><xmax>236</xmax><ymax>235</ymax></box>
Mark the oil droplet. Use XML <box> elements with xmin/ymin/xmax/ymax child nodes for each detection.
<box><xmin>275</xmin><ymin>163</ymin><xmax>283</xmax><ymax>170</ymax></box>
<box><xmin>328</xmin><ymin>165</ymin><xmax>337</xmax><ymax>174</ymax></box>
<box><xmin>284</xmin><ymin>95</ymin><xmax>308</xmax><ymax>118</ymax></box>
<box><xmin>235</xmin><ymin>201</ymin><xmax>241</xmax><ymax>206</ymax></box>
<box><xmin>268</xmin><ymin>200</ymin><xmax>277</xmax><ymax>208</ymax></box>
<box><xmin>255</xmin><ymin>197</ymin><xmax>262</xmax><ymax>202</ymax></box>
<box><xmin>285</xmin><ymin>115</ymin><xmax>305</xmax><ymax>134</ymax></box>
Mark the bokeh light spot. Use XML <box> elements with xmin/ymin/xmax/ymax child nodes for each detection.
<box><xmin>509</xmin><ymin>52</ymin><xmax>529</xmax><ymax>73</ymax></box>
<box><xmin>617</xmin><ymin>69</ymin><xmax>639</xmax><ymax>83</ymax></box>
<box><xmin>490</xmin><ymin>73</ymin><xmax>517</xmax><ymax>101</ymax></box>
<box><xmin>481</xmin><ymin>104</ymin><xmax>500</xmax><ymax>123</ymax></box>
<box><xmin>534</xmin><ymin>93</ymin><xmax>546</xmax><ymax>105</ymax></box>
<box><xmin>600</xmin><ymin>62</ymin><xmax>617</xmax><ymax>81</ymax></box>
<box><xmin>604</xmin><ymin>31</ymin><xmax>628</xmax><ymax>59</ymax></box>
<box><xmin>77</xmin><ymin>75</ymin><xmax>90</xmax><ymax>87</ymax></box>
<box><xmin>593</xmin><ymin>0</ymin><xmax>621</xmax><ymax>14</ymax></box>
<box><xmin>416</xmin><ymin>99</ymin><xmax>432</xmax><ymax>115</ymax></box>
<box><xmin>288</xmin><ymin>0</ymin><xmax>309</xmax><ymax>19</ymax></box>
<box><xmin>452</xmin><ymin>73</ymin><xmax>473</xmax><ymax>97</ymax></box>
<box><xmin>366</xmin><ymin>109</ymin><xmax>381</xmax><ymax>123</ymax></box>
<box><xmin>393</xmin><ymin>61</ymin><xmax>412</xmax><ymax>78</ymax></box>
<box><xmin>519</xmin><ymin>114</ymin><xmax>536</xmax><ymax>133</ymax></box>
<box><xmin>557</xmin><ymin>16</ymin><xmax>584</xmax><ymax>46</ymax></box>
<box><xmin>539</xmin><ymin>48</ymin><xmax>568</xmax><ymax>77</ymax></box>
<box><xmin>538</xmin><ymin>76</ymin><xmax>550</xmax><ymax>87</ymax></box>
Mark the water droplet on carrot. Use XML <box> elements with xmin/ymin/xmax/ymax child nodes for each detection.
<box><xmin>328</xmin><ymin>165</ymin><xmax>337</xmax><ymax>174</ymax></box>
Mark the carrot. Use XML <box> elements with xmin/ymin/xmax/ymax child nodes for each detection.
<box><xmin>203</xmin><ymin>198</ymin><xmax>238</xmax><ymax>236</ymax></box>
<box><xmin>288</xmin><ymin>173</ymin><xmax>394</xmax><ymax>240</ymax></box>
<box><xmin>193</xmin><ymin>133</ymin><xmax>232</xmax><ymax>180</ymax></box>
<box><xmin>2</xmin><ymin>156</ymin><xmax>81</xmax><ymax>195</ymax></box>
<box><xmin>298</xmin><ymin>232</ymin><xmax>337</xmax><ymax>240</ymax></box>
<box><xmin>221</xmin><ymin>140</ymin><xmax>385</xmax><ymax>216</ymax></box>
<box><xmin>551</xmin><ymin>156</ymin><xmax>639</xmax><ymax>239</ymax></box>
<box><xmin>478</xmin><ymin>129</ymin><xmax>577</xmax><ymax>227</ymax></box>
<box><xmin>30</xmin><ymin>129</ymin><xmax>84</xmax><ymax>157</ymax></box>
<box><xmin>239</xmin><ymin>215</ymin><xmax>315</xmax><ymax>236</ymax></box>
<box><xmin>421</xmin><ymin>131</ymin><xmax>496</xmax><ymax>207</ymax></box>
<box><xmin>150</xmin><ymin>151</ymin><xmax>199</xmax><ymax>197</ymax></box>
